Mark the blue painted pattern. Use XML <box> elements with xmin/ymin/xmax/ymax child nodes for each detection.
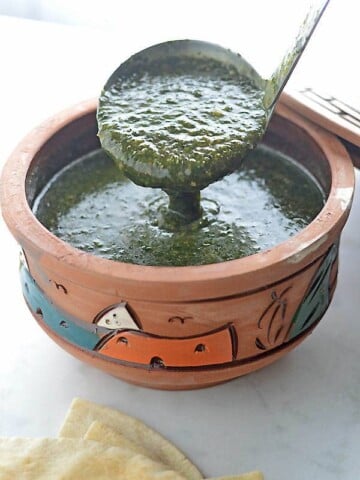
<box><xmin>20</xmin><ymin>266</ymin><xmax>99</xmax><ymax>350</ymax></box>
<box><xmin>288</xmin><ymin>244</ymin><xmax>338</xmax><ymax>340</ymax></box>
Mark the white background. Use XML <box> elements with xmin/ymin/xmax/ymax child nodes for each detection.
<box><xmin>0</xmin><ymin>1</ymin><xmax>359</xmax><ymax>479</ymax></box>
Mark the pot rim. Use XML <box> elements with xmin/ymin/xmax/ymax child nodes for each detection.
<box><xmin>0</xmin><ymin>98</ymin><xmax>355</xmax><ymax>292</ymax></box>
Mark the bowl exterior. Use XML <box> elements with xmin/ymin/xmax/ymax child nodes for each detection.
<box><xmin>0</xmin><ymin>100</ymin><xmax>354</xmax><ymax>389</ymax></box>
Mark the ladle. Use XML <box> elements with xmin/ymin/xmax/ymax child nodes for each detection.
<box><xmin>98</xmin><ymin>0</ymin><xmax>329</xmax><ymax>223</ymax></box>
<box><xmin>263</xmin><ymin>0</ymin><xmax>330</xmax><ymax>110</ymax></box>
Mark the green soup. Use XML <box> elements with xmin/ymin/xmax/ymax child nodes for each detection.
<box><xmin>98</xmin><ymin>57</ymin><xmax>267</xmax><ymax>191</ymax></box>
<box><xmin>98</xmin><ymin>56</ymin><xmax>268</xmax><ymax>221</ymax></box>
<box><xmin>33</xmin><ymin>145</ymin><xmax>325</xmax><ymax>267</ymax></box>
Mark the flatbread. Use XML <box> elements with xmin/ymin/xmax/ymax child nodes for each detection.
<box><xmin>84</xmin><ymin>421</ymin><xmax>264</xmax><ymax>480</ymax></box>
<box><xmin>84</xmin><ymin>421</ymin><xmax>153</xmax><ymax>459</ymax></box>
<box><xmin>0</xmin><ymin>437</ymin><xmax>186</xmax><ymax>480</ymax></box>
<box><xmin>59</xmin><ymin>398</ymin><xmax>202</xmax><ymax>480</ymax></box>
<box><xmin>210</xmin><ymin>474</ymin><xmax>264</xmax><ymax>480</ymax></box>
<box><xmin>84</xmin><ymin>422</ymin><xmax>263</xmax><ymax>480</ymax></box>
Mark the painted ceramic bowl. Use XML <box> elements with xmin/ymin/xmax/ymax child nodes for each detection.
<box><xmin>0</xmin><ymin>99</ymin><xmax>354</xmax><ymax>389</ymax></box>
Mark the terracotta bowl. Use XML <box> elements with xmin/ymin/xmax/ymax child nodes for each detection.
<box><xmin>0</xmin><ymin>99</ymin><xmax>354</xmax><ymax>390</ymax></box>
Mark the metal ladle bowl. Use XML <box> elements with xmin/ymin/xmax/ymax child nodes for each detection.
<box><xmin>101</xmin><ymin>0</ymin><xmax>329</xmax><ymax>131</ymax></box>
<box><xmin>98</xmin><ymin>0</ymin><xmax>329</xmax><ymax>222</ymax></box>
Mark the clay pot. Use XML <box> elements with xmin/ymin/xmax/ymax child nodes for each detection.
<box><xmin>0</xmin><ymin>99</ymin><xmax>354</xmax><ymax>389</ymax></box>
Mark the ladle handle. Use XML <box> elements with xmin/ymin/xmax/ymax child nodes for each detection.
<box><xmin>263</xmin><ymin>0</ymin><xmax>330</xmax><ymax>111</ymax></box>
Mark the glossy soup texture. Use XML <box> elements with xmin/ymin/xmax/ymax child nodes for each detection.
<box><xmin>98</xmin><ymin>56</ymin><xmax>268</xmax><ymax>192</ymax></box>
<box><xmin>34</xmin><ymin>146</ymin><xmax>325</xmax><ymax>266</ymax></box>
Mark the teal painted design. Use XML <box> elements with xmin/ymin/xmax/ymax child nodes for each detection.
<box><xmin>288</xmin><ymin>244</ymin><xmax>338</xmax><ymax>340</ymax></box>
<box><xmin>20</xmin><ymin>266</ymin><xmax>100</xmax><ymax>350</ymax></box>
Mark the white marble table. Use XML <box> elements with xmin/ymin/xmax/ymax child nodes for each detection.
<box><xmin>0</xmin><ymin>8</ymin><xmax>359</xmax><ymax>479</ymax></box>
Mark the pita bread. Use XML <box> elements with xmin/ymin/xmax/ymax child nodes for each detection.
<box><xmin>84</xmin><ymin>421</ymin><xmax>154</xmax><ymax>459</ymax></box>
<box><xmin>84</xmin><ymin>421</ymin><xmax>263</xmax><ymax>480</ymax></box>
<box><xmin>59</xmin><ymin>398</ymin><xmax>202</xmax><ymax>480</ymax></box>
<box><xmin>210</xmin><ymin>474</ymin><xmax>264</xmax><ymax>480</ymax></box>
<box><xmin>0</xmin><ymin>437</ymin><xmax>186</xmax><ymax>480</ymax></box>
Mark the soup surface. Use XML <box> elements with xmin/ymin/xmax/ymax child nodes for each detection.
<box><xmin>33</xmin><ymin>146</ymin><xmax>325</xmax><ymax>266</ymax></box>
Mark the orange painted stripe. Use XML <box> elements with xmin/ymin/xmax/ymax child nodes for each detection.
<box><xmin>97</xmin><ymin>327</ymin><xmax>235</xmax><ymax>367</ymax></box>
